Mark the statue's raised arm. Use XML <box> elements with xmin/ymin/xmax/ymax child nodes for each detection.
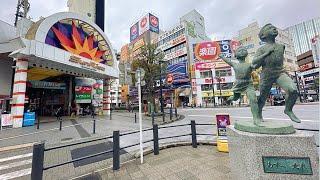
<box><xmin>252</xmin><ymin>47</ymin><xmax>274</xmax><ymax>69</ymax></box>
<box><xmin>219</xmin><ymin>54</ymin><xmax>235</xmax><ymax>67</ymax></box>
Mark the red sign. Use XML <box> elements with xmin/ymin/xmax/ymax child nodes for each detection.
<box><xmin>150</xmin><ymin>16</ymin><xmax>158</xmax><ymax>27</ymax></box>
<box><xmin>195</xmin><ymin>61</ymin><xmax>230</xmax><ymax>71</ymax></box>
<box><xmin>230</xmin><ymin>40</ymin><xmax>240</xmax><ymax>52</ymax></box>
<box><xmin>194</xmin><ymin>41</ymin><xmax>221</xmax><ymax>61</ymax></box>
<box><xmin>75</xmin><ymin>86</ymin><xmax>92</xmax><ymax>93</ymax></box>
<box><xmin>216</xmin><ymin>114</ymin><xmax>230</xmax><ymax>136</ymax></box>
<box><xmin>204</xmin><ymin>78</ymin><xmax>226</xmax><ymax>84</ymax></box>
<box><xmin>167</xmin><ymin>74</ymin><xmax>174</xmax><ymax>84</ymax></box>
<box><xmin>299</xmin><ymin>63</ymin><xmax>313</xmax><ymax>72</ymax></box>
<box><xmin>140</xmin><ymin>17</ymin><xmax>148</xmax><ymax>28</ymax></box>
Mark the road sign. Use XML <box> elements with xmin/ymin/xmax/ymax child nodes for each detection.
<box><xmin>135</xmin><ymin>68</ymin><xmax>145</xmax><ymax>80</ymax></box>
<box><xmin>166</xmin><ymin>73</ymin><xmax>173</xmax><ymax>84</ymax></box>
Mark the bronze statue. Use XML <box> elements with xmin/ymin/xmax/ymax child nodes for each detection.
<box><xmin>252</xmin><ymin>23</ymin><xmax>300</xmax><ymax>123</ymax></box>
<box><xmin>219</xmin><ymin>46</ymin><xmax>273</xmax><ymax>126</ymax></box>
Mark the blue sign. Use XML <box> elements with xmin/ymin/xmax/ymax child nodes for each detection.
<box><xmin>149</xmin><ymin>13</ymin><xmax>159</xmax><ymax>34</ymax></box>
<box><xmin>219</xmin><ymin>40</ymin><xmax>232</xmax><ymax>58</ymax></box>
<box><xmin>166</xmin><ymin>61</ymin><xmax>190</xmax><ymax>87</ymax></box>
<box><xmin>130</xmin><ymin>22</ymin><xmax>139</xmax><ymax>42</ymax></box>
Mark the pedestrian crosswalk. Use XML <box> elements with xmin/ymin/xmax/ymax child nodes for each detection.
<box><xmin>0</xmin><ymin>152</ymin><xmax>32</xmax><ymax>180</ymax></box>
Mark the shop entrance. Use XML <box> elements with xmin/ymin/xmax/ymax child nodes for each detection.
<box><xmin>26</xmin><ymin>67</ymin><xmax>73</xmax><ymax>117</ymax></box>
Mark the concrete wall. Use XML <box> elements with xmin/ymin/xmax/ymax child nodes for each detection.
<box><xmin>0</xmin><ymin>59</ymin><xmax>13</xmax><ymax>96</ymax></box>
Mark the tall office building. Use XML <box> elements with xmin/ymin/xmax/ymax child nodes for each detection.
<box><xmin>286</xmin><ymin>17</ymin><xmax>320</xmax><ymax>56</ymax></box>
<box><xmin>67</xmin><ymin>0</ymin><xmax>105</xmax><ymax>31</ymax></box>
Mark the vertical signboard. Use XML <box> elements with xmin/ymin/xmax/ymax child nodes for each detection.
<box><xmin>75</xmin><ymin>77</ymin><xmax>92</xmax><ymax>103</ymax></box>
<box><xmin>216</xmin><ymin>114</ymin><xmax>230</xmax><ymax>136</ymax></box>
<box><xmin>149</xmin><ymin>13</ymin><xmax>159</xmax><ymax>33</ymax></box>
<box><xmin>139</xmin><ymin>14</ymin><xmax>149</xmax><ymax>36</ymax></box>
<box><xmin>130</xmin><ymin>22</ymin><xmax>139</xmax><ymax>42</ymax></box>
<box><xmin>311</xmin><ymin>35</ymin><xmax>320</xmax><ymax>67</ymax></box>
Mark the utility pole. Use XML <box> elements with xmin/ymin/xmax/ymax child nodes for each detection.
<box><xmin>294</xmin><ymin>71</ymin><xmax>302</xmax><ymax>102</ymax></box>
<box><xmin>159</xmin><ymin>61</ymin><xmax>164</xmax><ymax>113</ymax></box>
<box><xmin>211</xmin><ymin>69</ymin><xmax>216</xmax><ymax>107</ymax></box>
<box><xmin>14</xmin><ymin>0</ymin><xmax>30</xmax><ymax>26</ymax></box>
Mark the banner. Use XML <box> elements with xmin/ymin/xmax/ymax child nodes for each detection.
<box><xmin>1</xmin><ymin>114</ymin><xmax>13</xmax><ymax>127</ymax></box>
<box><xmin>139</xmin><ymin>14</ymin><xmax>149</xmax><ymax>36</ymax></box>
<box><xmin>75</xmin><ymin>77</ymin><xmax>93</xmax><ymax>104</ymax></box>
<box><xmin>216</xmin><ymin>114</ymin><xmax>230</xmax><ymax>136</ymax></box>
<box><xmin>149</xmin><ymin>13</ymin><xmax>159</xmax><ymax>33</ymax></box>
<box><xmin>130</xmin><ymin>22</ymin><xmax>139</xmax><ymax>42</ymax></box>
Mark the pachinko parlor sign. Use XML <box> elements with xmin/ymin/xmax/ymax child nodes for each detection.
<box><xmin>69</xmin><ymin>55</ymin><xmax>105</xmax><ymax>71</ymax></box>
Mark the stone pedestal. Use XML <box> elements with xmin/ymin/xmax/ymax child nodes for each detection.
<box><xmin>227</xmin><ymin>125</ymin><xmax>319</xmax><ymax>180</ymax></box>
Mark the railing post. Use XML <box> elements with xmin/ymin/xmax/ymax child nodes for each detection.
<box><xmin>135</xmin><ymin>113</ymin><xmax>137</xmax><ymax>123</ymax></box>
<box><xmin>31</xmin><ymin>141</ymin><xmax>45</xmax><ymax>180</ymax></box>
<box><xmin>162</xmin><ymin>113</ymin><xmax>165</xmax><ymax>123</ymax></box>
<box><xmin>37</xmin><ymin>115</ymin><xmax>40</xmax><ymax>130</ymax></box>
<box><xmin>113</xmin><ymin>131</ymin><xmax>120</xmax><ymax>170</ymax></box>
<box><xmin>191</xmin><ymin>120</ymin><xmax>197</xmax><ymax>148</ymax></box>
<box><xmin>152</xmin><ymin>112</ymin><xmax>155</xmax><ymax>125</ymax></box>
<box><xmin>153</xmin><ymin>124</ymin><xmax>159</xmax><ymax>155</ymax></box>
<box><xmin>110</xmin><ymin>108</ymin><xmax>112</xmax><ymax>120</ymax></box>
<box><xmin>59</xmin><ymin>118</ymin><xmax>62</xmax><ymax>131</ymax></box>
<box><xmin>93</xmin><ymin>119</ymin><xmax>96</xmax><ymax>134</ymax></box>
<box><xmin>175</xmin><ymin>108</ymin><xmax>177</xmax><ymax>118</ymax></box>
<box><xmin>170</xmin><ymin>108</ymin><xmax>173</xmax><ymax>121</ymax></box>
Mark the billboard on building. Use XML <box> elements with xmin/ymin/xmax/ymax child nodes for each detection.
<box><xmin>130</xmin><ymin>13</ymin><xmax>159</xmax><ymax>42</ymax></box>
<box><xmin>166</xmin><ymin>61</ymin><xmax>190</xmax><ymax>88</ymax></box>
<box><xmin>311</xmin><ymin>35</ymin><xmax>320</xmax><ymax>67</ymax></box>
<box><xmin>120</xmin><ymin>44</ymin><xmax>129</xmax><ymax>62</ymax></box>
<box><xmin>130</xmin><ymin>22</ymin><xmax>139</xmax><ymax>42</ymax></box>
<box><xmin>149</xmin><ymin>13</ymin><xmax>159</xmax><ymax>33</ymax></box>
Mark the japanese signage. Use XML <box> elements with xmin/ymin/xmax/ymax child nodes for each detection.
<box><xmin>164</xmin><ymin>47</ymin><xmax>187</xmax><ymax>60</ymax></box>
<box><xmin>149</xmin><ymin>13</ymin><xmax>159</xmax><ymax>33</ymax></box>
<box><xmin>69</xmin><ymin>56</ymin><xmax>105</xmax><ymax>71</ymax></box>
<box><xmin>216</xmin><ymin>114</ymin><xmax>230</xmax><ymax>136</ymax></box>
<box><xmin>120</xmin><ymin>44</ymin><xmax>129</xmax><ymax>62</ymax></box>
<box><xmin>159</xmin><ymin>24</ymin><xmax>184</xmax><ymax>40</ymax></box>
<box><xmin>195</xmin><ymin>60</ymin><xmax>230</xmax><ymax>71</ymax></box>
<box><xmin>186</xmin><ymin>21</ymin><xmax>196</xmax><ymax>38</ymax></box>
<box><xmin>166</xmin><ymin>73</ymin><xmax>174</xmax><ymax>84</ymax></box>
<box><xmin>1</xmin><ymin>114</ymin><xmax>13</xmax><ymax>127</ymax></box>
<box><xmin>157</xmin><ymin>35</ymin><xmax>186</xmax><ymax>51</ymax></box>
<box><xmin>29</xmin><ymin>81</ymin><xmax>66</xmax><ymax>90</ymax></box>
<box><xmin>202</xmin><ymin>90</ymin><xmax>233</xmax><ymax>97</ymax></box>
<box><xmin>311</xmin><ymin>35</ymin><xmax>320</xmax><ymax>67</ymax></box>
<box><xmin>130</xmin><ymin>22</ymin><xmax>139</xmax><ymax>42</ymax></box>
<box><xmin>194</xmin><ymin>40</ymin><xmax>236</xmax><ymax>62</ymax></box>
<box><xmin>299</xmin><ymin>62</ymin><xmax>313</xmax><ymax>72</ymax></box>
<box><xmin>298</xmin><ymin>68</ymin><xmax>319</xmax><ymax>76</ymax></box>
<box><xmin>132</xmin><ymin>37</ymin><xmax>145</xmax><ymax>52</ymax></box>
<box><xmin>139</xmin><ymin>14</ymin><xmax>149</xmax><ymax>36</ymax></box>
<box><xmin>262</xmin><ymin>156</ymin><xmax>312</xmax><ymax>175</ymax></box>
<box><xmin>75</xmin><ymin>77</ymin><xmax>93</xmax><ymax>104</ymax></box>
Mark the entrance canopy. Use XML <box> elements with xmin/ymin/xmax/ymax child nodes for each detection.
<box><xmin>9</xmin><ymin>12</ymin><xmax>118</xmax><ymax>79</ymax></box>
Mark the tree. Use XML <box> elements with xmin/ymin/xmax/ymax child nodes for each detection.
<box><xmin>131</xmin><ymin>44</ymin><xmax>164</xmax><ymax>113</ymax></box>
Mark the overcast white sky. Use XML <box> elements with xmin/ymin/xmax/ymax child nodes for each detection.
<box><xmin>1</xmin><ymin>0</ymin><xmax>319</xmax><ymax>51</ymax></box>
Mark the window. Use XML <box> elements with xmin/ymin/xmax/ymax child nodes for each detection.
<box><xmin>215</xmin><ymin>68</ymin><xmax>232</xmax><ymax>77</ymax></box>
<box><xmin>200</xmin><ymin>71</ymin><xmax>212</xmax><ymax>78</ymax></box>
<box><xmin>217</xmin><ymin>83</ymin><xmax>233</xmax><ymax>90</ymax></box>
<box><xmin>201</xmin><ymin>84</ymin><xmax>213</xmax><ymax>91</ymax></box>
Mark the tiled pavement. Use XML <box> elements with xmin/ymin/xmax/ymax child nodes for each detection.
<box><xmin>76</xmin><ymin>145</ymin><xmax>230</xmax><ymax>180</ymax></box>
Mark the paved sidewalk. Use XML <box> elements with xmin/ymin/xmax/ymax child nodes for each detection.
<box><xmin>76</xmin><ymin>145</ymin><xmax>230</xmax><ymax>180</ymax></box>
<box><xmin>0</xmin><ymin>111</ymin><xmax>182</xmax><ymax>148</ymax></box>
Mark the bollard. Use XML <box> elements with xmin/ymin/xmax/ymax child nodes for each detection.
<box><xmin>162</xmin><ymin>113</ymin><xmax>165</xmax><ymax>123</ymax></box>
<box><xmin>175</xmin><ymin>108</ymin><xmax>177</xmax><ymax>118</ymax></box>
<box><xmin>31</xmin><ymin>141</ymin><xmax>45</xmax><ymax>180</ymax></box>
<box><xmin>59</xmin><ymin>119</ymin><xmax>62</xmax><ymax>131</ymax></box>
<box><xmin>135</xmin><ymin>113</ymin><xmax>137</xmax><ymax>123</ymax></box>
<box><xmin>93</xmin><ymin>119</ymin><xmax>96</xmax><ymax>134</ymax></box>
<box><xmin>113</xmin><ymin>131</ymin><xmax>120</xmax><ymax>170</ymax></box>
<box><xmin>191</xmin><ymin>120</ymin><xmax>197</xmax><ymax>148</ymax></box>
<box><xmin>153</xmin><ymin>124</ymin><xmax>159</xmax><ymax>155</ymax></box>
<box><xmin>152</xmin><ymin>112</ymin><xmax>155</xmax><ymax>125</ymax></box>
<box><xmin>170</xmin><ymin>108</ymin><xmax>173</xmax><ymax>121</ymax></box>
<box><xmin>37</xmin><ymin>116</ymin><xmax>40</xmax><ymax>130</ymax></box>
<box><xmin>110</xmin><ymin>109</ymin><xmax>112</xmax><ymax>120</ymax></box>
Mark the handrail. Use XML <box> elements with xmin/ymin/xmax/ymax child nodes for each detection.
<box><xmin>158</xmin><ymin>123</ymin><xmax>190</xmax><ymax>129</ymax></box>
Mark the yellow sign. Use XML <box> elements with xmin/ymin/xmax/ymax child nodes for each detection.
<box><xmin>202</xmin><ymin>90</ymin><xmax>233</xmax><ymax>97</ymax></box>
<box><xmin>69</xmin><ymin>56</ymin><xmax>105</xmax><ymax>71</ymax></box>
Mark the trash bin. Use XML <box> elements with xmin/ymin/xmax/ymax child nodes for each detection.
<box><xmin>23</xmin><ymin>112</ymin><xmax>35</xmax><ymax>127</ymax></box>
<box><xmin>217</xmin><ymin>137</ymin><xmax>229</xmax><ymax>153</ymax></box>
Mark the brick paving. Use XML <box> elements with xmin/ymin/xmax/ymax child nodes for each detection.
<box><xmin>75</xmin><ymin>145</ymin><xmax>231</xmax><ymax>180</ymax></box>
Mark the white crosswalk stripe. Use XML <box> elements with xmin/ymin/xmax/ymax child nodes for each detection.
<box><xmin>0</xmin><ymin>153</ymin><xmax>32</xmax><ymax>180</ymax></box>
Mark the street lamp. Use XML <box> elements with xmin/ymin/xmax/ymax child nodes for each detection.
<box><xmin>294</xmin><ymin>71</ymin><xmax>303</xmax><ymax>102</ymax></box>
<box><xmin>158</xmin><ymin>60</ymin><xmax>166</xmax><ymax>113</ymax></box>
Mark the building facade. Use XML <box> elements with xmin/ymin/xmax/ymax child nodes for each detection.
<box><xmin>286</xmin><ymin>17</ymin><xmax>320</xmax><ymax>56</ymax></box>
<box><xmin>237</xmin><ymin>22</ymin><xmax>298</xmax><ymax>72</ymax></box>
<box><xmin>297</xmin><ymin>50</ymin><xmax>319</xmax><ymax>101</ymax></box>
<box><xmin>0</xmin><ymin>12</ymin><xmax>118</xmax><ymax>128</ymax></box>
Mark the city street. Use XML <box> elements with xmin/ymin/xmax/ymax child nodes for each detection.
<box><xmin>0</xmin><ymin>104</ymin><xmax>318</xmax><ymax>179</ymax></box>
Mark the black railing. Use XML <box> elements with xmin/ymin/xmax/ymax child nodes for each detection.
<box><xmin>30</xmin><ymin>120</ymin><xmax>214</xmax><ymax>180</ymax></box>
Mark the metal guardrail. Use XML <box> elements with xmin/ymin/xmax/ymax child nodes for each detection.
<box><xmin>30</xmin><ymin>120</ymin><xmax>215</xmax><ymax>180</ymax></box>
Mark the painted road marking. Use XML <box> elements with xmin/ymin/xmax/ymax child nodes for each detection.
<box><xmin>187</xmin><ymin>115</ymin><xmax>318</xmax><ymax>122</ymax></box>
<box><xmin>0</xmin><ymin>153</ymin><xmax>32</xmax><ymax>163</ymax></box>
<box><xmin>0</xmin><ymin>168</ymin><xmax>31</xmax><ymax>180</ymax></box>
<box><xmin>0</xmin><ymin>159</ymin><xmax>32</xmax><ymax>171</ymax></box>
<box><xmin>0</xmin><ymin>143</ymin><xmax>34</xmax><ymax>153</ymax></box>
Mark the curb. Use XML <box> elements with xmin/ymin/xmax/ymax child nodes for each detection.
<box><xmin>133</xmin><ymin>140</ymin><xmax>217</xmax><ymax>158</ymax></box>
<box><xmin>0</xmin><ymin>142</ymin><xmax>35</xmax><ymax>153</ymax></box>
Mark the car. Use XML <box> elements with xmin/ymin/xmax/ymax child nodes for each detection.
<box><xmin>273</xmin><ymin>94</ymin><xmax>285</xmax><ymax>106</ymax></box>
